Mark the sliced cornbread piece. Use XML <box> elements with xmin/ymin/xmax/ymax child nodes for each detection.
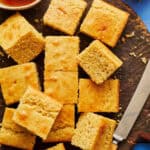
<box><xmin>0</xmin><ymin>63</ymin><xmax>40</xmax><ymax>105</ymax></box>
<box><xmin>13</xmin><ymin>86</ymin><xmax>62</xmax><ymax>140</ymax></box>
<box><xmin>45</xmin><ymin>36</ymin><xmax>79</xmax><ymax>72</ymax></box>
<box><xmin>77</xmin><ymin>40</ymin><xmax>123</xmax><ymax>84</ymax></box>
<box><xmin>0</xmin><ymin>108</ymin><xmax>36</xmax><ymax>150</ymax></box>
<box><xmin>0</xmin><ymin>13</ymin><xmax>44</xmax><ymax>64</ymax></box>
<box><xmin>71</xmin><ymin>113</ymin><xmax>105</xmax><ymax>150</ymax></box>
<box><xmin>43</xmin><ymin>0</ymin><xmax>87</xmax><ymax>35</ymax></box>
<box><xmin>97</xmin><ymin>115</ymin><xmax>117</xmax><ymax>150</ymax></box>
<box><xmin>80</xmin><ymin>0</ymin><xmax>129</xmax><ymax>47</ymax></box>
<box><xmin>44</xmin><ymin>71</ymin><xmax>78</xmax><ymax>104</ymax></box>
<box><xmin>71</xmin><ymin>113</ymin><xmax>116</xmax><ymax>150</ymax></box>
<box><xmin>45</xmin><ymin>105</ymin><xmax>75</xmax><ymax>142</ymax></box>
<box><xmin>78</xmin><ymin>79</ymin><xmax>120</xmax><ymax>112</ymax></box>
<box><xmin>47</xmin><ymin>143</ymin><xmax>65</xmax><ymax>150</ymax></box>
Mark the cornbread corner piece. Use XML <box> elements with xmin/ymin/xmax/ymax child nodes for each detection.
<box><xmin>12</xmin><ymin>86</ymin><xmax>62</xmax><ymax>140</ymax></box>
<box><xmin>0</xmin><ymin>108</ymin><xmax>36</xmax><ymax>150</ymax></box>
<box><xmin>71</xmin><ymin>113</ymin><xmax>116</xmax><ymax>150</ymax></box>
<box><xmin>78</xmin><ymin>79</ymin><xmax>120</xmax><ymax>112</ymax></box>
<box><xmin>44</xmin><ymin>71</ymin><xmax>78</xmax><ymax>104</ymax></box>
<box><xmin>45</xmin><ymin>105</ymin><xmax>75</xmax><ymax>142</ymax></box>
<box><xmin>0</xmin><ymin>13</ymin><xmax>45</xmax><ymax>64</ymax></box>
<box><xmin>43</xmin><ymin>0</ymin><xmax>87</xmax><ymax>35</ymax></box>
<box><xmin>98</xmin><ymin>115</ymin><xmax>117</xmax><ymax>150</ymax></box>
<box><xmin>77</xmin><ymin>40</ymin><xmax>123</xmax><ymax>84</ymax></box>
<box><xmin>0</xmin><ymin>62</ymin><xmax>40</xmax><ymax>105</ymax></box>
<box><xmin>47</xmin><ymin>143</ymin><xmax>66</xmax><ymax>150</ymax></box>
<box><xmin>45</xmin><ymin>36</ymin><xmax>79</xmax><ymax>72</ymax></box>
<box><xmin>80</xmin><ymin>0</ymin><xmax>129</xmax><ymax>47</ymax></box>
<box><xmin>71</xmin><ymin>113</ymin><xmax>105</xmax><ymax>150</ymax></box>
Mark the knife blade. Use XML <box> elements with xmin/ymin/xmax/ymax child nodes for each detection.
<box><xmin>113</xmin><ymin>60</ymin><xmax>150</xmax><ymax>145</ymax></box>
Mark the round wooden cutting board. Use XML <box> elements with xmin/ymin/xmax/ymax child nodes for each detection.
<box><xmin>0</xmin><ymin>0</ymin><xmax>150</xmax><ymax>150</ymax></box>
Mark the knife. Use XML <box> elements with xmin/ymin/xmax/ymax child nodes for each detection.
<box><xmin>113</xmin><ymin>60</ymin><xmax>150</xmax><ymax>148</ymax></box>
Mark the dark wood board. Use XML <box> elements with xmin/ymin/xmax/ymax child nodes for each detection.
<box><xmin>0</xmin><ymin>0</ymin><xmax>150</xmax><ymax>150</ymax></box>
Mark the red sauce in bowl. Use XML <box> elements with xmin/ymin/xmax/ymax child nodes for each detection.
<box><xmin>0</xmin><ymin>0</ymin><xmax>36</xmax><ymax>7</ymax></box>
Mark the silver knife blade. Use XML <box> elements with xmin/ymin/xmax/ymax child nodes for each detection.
<box><xmin>113</xmin><ymin>60</ymin><xmax>150</xmax><ymax>144</ymax></box>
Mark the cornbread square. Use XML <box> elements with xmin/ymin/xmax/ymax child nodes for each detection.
<box><xmin>80</xmin><ymin>0</ymin><xmax>129</xmax><ymax>47</ymax></box>
<box><xmin>43</xmin><ymin>0</ymin><xmax>87</xmax><ymax>35</ymax></box>
<box><xmin>0</xmin><ymin>108</ymin><xmax>36</xmax><ymax>149</ymax></box>
<box><xmin>78</xmin><ymin>79</ymin><xmax>120</xmax><ymax>112</ymax></box>
<box><xmin>44</xmin><ymin>71</ymin><xmax>78</xmax><ymax>104</ymax></box>
<box><xmin>45</xmin><ymin>105</ymin><xmax>75</xmax><ymax>142</ymax></box>
<box><xmin>13</xmin><ymin>87</ymin><xmax>62</xmax><ymax>140</ymax></box>
<box><xmin>0</xmin><ymin>63</ymin><xmax>40</xmax><ymax>105</ymax></box>
<box><xmin>45</xmin><ymin>36</ymin><xmax>79</xmax><ymax>72</ymax></box>
<box><xmin>0</xmin><ymin>13</ymin><xmax>44</xmax><ymax>64</ymax></box>
<box><xmin>97</xmin><ymin>115</ymin><xmax>117</xmax><ymax>150</ymax></box>
<box><xmin>71</xmin><ymin>113</ymin><xmax>105</xmax><ymax>150</ymax></box>
<box><xmin>77</xmin><ymin>40</ymin><xmax>123</xmax><ymax>84</ymax></box>
<box><xmin>47</xmin><ymin>143</ymin><xmax>65</xmax><ymax>150</ymax></box>
<box><xmin>71</xmin><ymin>113</ymin><xmax>116</xmax><ymax>150</ymax></box>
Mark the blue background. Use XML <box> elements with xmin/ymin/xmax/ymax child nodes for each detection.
<box><xmin>124</xmin><ymin>0</ymin><xmax>150</xmax><ymax>31</ymax></box>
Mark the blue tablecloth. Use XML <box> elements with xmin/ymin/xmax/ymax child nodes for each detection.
<box><xmin>124</xmin><ymin>0</ymin><xmax>150</xmax><ymax>31</ymax></box>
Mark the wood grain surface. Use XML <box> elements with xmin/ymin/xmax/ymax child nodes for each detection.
<box><xmin>0</xmin><ymin>0</ymin><xmax>150</xmax><ymax>150</ymax></box>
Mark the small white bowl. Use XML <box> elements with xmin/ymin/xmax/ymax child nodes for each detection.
<box><xmin>0</xmin><ymin>0</ymin><xmax>41</xmax><ymax>10</ymax></box>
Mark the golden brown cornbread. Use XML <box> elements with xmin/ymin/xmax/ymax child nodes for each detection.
<box><xmin>44</xmin><ymin>71</ymin><xmax>78</xmax><ymax>104</ymax></box>
<box><xmin>0</xmin><ymin>108</ymin><xmax>36</xmax><ymax>150</ymax></box>
<box><xmin>71</xmin><ymin>113</ymin><xmax>105</xmax><ymax>150</ymax></box>
<box><xmin>12</xmin><ymin>86</ymin><xmax>62</xmax><ymax>140</ymax></box>
<box><xmin>0</xmin><ymin>62</ymin><xmax>40</xmax><ymax>105</ymax></box>
<box><xmin>110</xmin><ymin>143</ymin><xmax>118</xmax><ymax>150</ymax></box>
<box><xmin>45</xmin><ymin>105</ymin><xmax>75</xmax><ymax>142</ymax></box>
<box><xmin>77</xmin><ymin>40</ymin><xmax>123</xmax><ymax>84</ymax></box>
<box><xmin>0</xmin><ymin>13</ymin><xmax>45</xmax><ymax>64</ymax></box>
<box><xmin>71</xmin><ymin>113</ymin><xmax>116</xmax><ymax>150</ymax></box>
<box><xmin>80</xmin><ymin>0</ymin><xmax>129</xmax><ymax>47</ymax></box>
<box><xmin>43</xmin><ymin>0</ymin><xmax>87</xmax><ymax>35</ymax></box>
<box><xmin>47</xmin><ymin>143</ymin><xmax>66</xmax><ymax>150</ymax></box>
<box><xmin>45</xmin><ymin>36</ymin><xmax>79</xmax><ymax>72</ymax></box>
<box><xmin>78</xmin><ymin>79</ymin><xmax>120</xmax><ymax>112</ymax></box>
<box><xmin>97</xmin><ymin>115</ymin><xmax>117</xmax><ymax>150</ymax></box>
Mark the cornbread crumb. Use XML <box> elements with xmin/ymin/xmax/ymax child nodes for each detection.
<box><xmin>78</xmin><ymin>79</ymin><xmax>120</xmax><ymax>112</ymax></box>
<box><xmin>77</xmin><ymin>40</ymin><xmax>123</xmax><ymax>84</ymax></box>
<box><xmin>45</xmin><ymin>105</ymin><xmax>74</xmax><ymax>142</ymax></box>
<box><xmin>44</xmin><ymin>71</ymin><xmax>78</xmax><ymax>104</ymax></box>
<box><xmin>34</xmin><ymin>18</ymin><xmax>40</xmax><ymax>23</ymax></box>
<box><xmin>80</xmin><ymin>0</ymin><xmax>129</xmax><ymax>47</ymax></box>
<box><xmin>129</xmin><ymin>52</ymin><xmax>136</xmax><ymax>57</ymax></box>
<box><xmin>45</xmin><ymin>36</ymin><xmax>79</xmax><ymax>72</ymax></box>
<box><xmin>13</xmin><ymin>87</ymin><xmax>62</xmax><ymax>140</ymax></box>
<box><xmin>0</xmin><ymin>63</ymin><xmax>40</xmax><ymax>105</ymax></box>
<box><xmin>0</xmin><ymin>51</ymin><xmax>4</xmax><ymax>57</ymax></box>
<box><xmin>43</xmin><ymin>0</ymin><xmax>87</xmax><ymax>35</ymax></box>
<box><xmin>0</xmin><ymin>108</ymin><xmax>36</xmax><ymax>149</ymax></box>
<box><xmin>141</xmin><ymin>57</ymin><xmax>147</xmax><ymax>64</ymax></box>
<box><xmin>71</xmin><ymin>113</ymin><xmax>105</xmax><ymax>150</ymax></box>
<box><xmin>47</xmin><ymin>143</ymin><xmax>65</xmax><ymax>150</ymax></box>
<box><xmin>125</xmin><ymin>31</ymin><xmax>135</xmax><ymax>38</ymax></box>
<box><xmin>0</xmin><ymin>13</ymin><xmax>45</xmax><ymax>64</ymax></box>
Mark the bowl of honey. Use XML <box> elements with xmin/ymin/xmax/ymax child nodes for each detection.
<box><xmin>0</xmin><ymin>0</ymin><xmax>41</xmax><ymax>10</ymax></box>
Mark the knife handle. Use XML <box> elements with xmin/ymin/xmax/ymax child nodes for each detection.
<box><xmin>111</xmin><ymin>143</ymin><xmax>118</xmax><ymax>150</ymax></box>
